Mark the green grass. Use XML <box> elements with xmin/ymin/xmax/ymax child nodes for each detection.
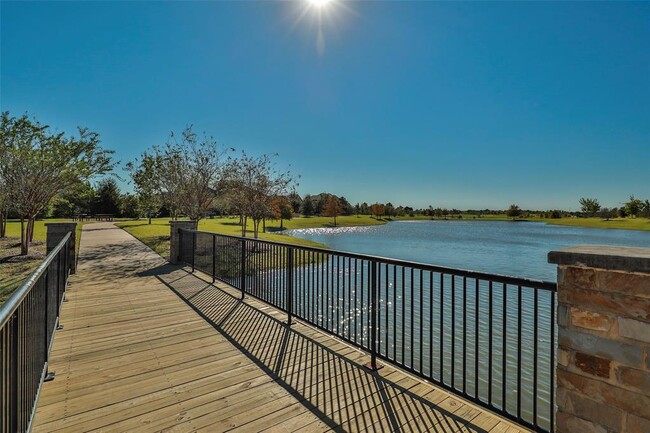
<box><xmin>1</xmin><ymin>219</ymin><xmax>85</xmax><ymax>303</ymax></box>
<box><xmin>116</xmin><ymin>216</ymin><xmax>366</xmax><ymax>259</ymax></box>
<box><xmin>529</xmin><ymin>216</ymin><xmax>650</xmax><ymax>231</ymax></box>
<box><xmin>392</xmin><ymin>213</ymin><xmax>650</xmax><ymax>231</ymax></box>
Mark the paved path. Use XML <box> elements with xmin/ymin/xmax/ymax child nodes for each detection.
<box><xmin>32</xmin><ymin>222</ymin><xmax>529</xmax><ymax>432</ymax></box>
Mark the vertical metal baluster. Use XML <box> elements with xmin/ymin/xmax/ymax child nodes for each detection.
<box><xmin>179</xmin><ymin>229</ymin><xmax>184</xmax><ymax>264</ymax></box>
<box><xmin>377</xmin><ymin>263</ymin><xmax>381</xmax><ymax>351</ymax></box>
<box><xmin>212</xmin><ymin>235</ymin><xmax>216</xmax><ymax>283</ymax></box>
<box><xmin>439</xmin><ymin>273</ymin><xmax>444</xmax><ymax>382</ymax></box>
<box><xmin>533</xmin><ymin>289</ymin><xmax>539</xmax><ymax>425</ymax></box>
<box><xmin>354</xmin><ymin>258</ymin><xmax>358</xmax><ymax>343</ymax></box>
<box><xmin>410</xmin><ymin>268</ymin><xmax>414</xmax><ymax>369</ymax></box>
<box><xmin>287</xmin><ymin>247</ymin><xmax>293</xmax><ymax>325</ymax></box>
<box><xmin>191</xmin><ymin>231</ymin><xmax>196</xmax><ymax>272</ymax></box>
<box><xmin>10</xmin><ymin>313</ymin><xmax>18</xmax><ymax>433</ymax></box>
<box><xmin>393</xmin><ymin>266</ymin><xmax>397</xmax><ymax>361</ymax></box>
<box><xmin>402</xmin><ymin>267</ymin><xmax>406</xmax><ymax>364</ymax></box>
<box><xmin>517</xmin><ymin>285</ymin><xmax>522</xmax><ymax>420</ymax></box>
<box><xmin>385</xmin><ymin>264</ymin><xmax>389</xmax><ymax>357</ymax></box>
<box><xmin>366</xmin><ymin>261</ymin><xmax>381</xmax><ymax>370</ymax></box>
<box><xmin>336</xmin><ymin>256</ymin><xmax>341</xmax><ymax>334</ymax></box>
<box><xmin>488</xmin><ymin>281</ymin><xmax>493</xmax><ymax>405</ymax></box>
<box><xmin>463</xmin><ymin>276</ymin><xmax>467</xmax><ymax>394</ymax></box>
<box><xmin>475</xmin><ymin>278</ymin><xmax>480</xmax><ymax>399</ymax></box>
<box><xmin>419</xmin><ymin>270</ymin><xmax>423</xmax><ymax>373</ymax></box>
<box><xmin>240</xmin><ymin>239</ymin><xmax>246</xmax><ymax>299</ymax></box>
<box><xmin>429</xmin><ymin>271</ymin><xmax>433</xmax><ymax>378</ymax></box>
<box><xmin>354</xmin><ymin>259</ymin><xmax>366</xmax><ymax>347</ymax></box>
<box><xmin>451</xmin><ymin>275</ymin><xmax>456</xmax><ymax>390</ymax></box>
<box><xmin>502</xmin><ymin>283</ymin><xmax>507</xmax><ymax>411</ymax></box>
<box><xmin>550</xmin><ymin>291</ymin><xmax>556</xmax><ymax>430</ymax></box>
<box><xmin>348</xmin><ymin>257</ymin><xmax>352</xmax><ymax>340</ymax></box>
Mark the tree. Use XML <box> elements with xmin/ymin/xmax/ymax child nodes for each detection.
<box><xmin>301</xmin><ymin>195</ymin><xmax>315</xmax><ymax>216</ymax></box>
<box><xmin>370</xmin><ymin>203</ymin><xmax>385</xmax><ymax>219</ymax></box>
<box><xmin>149</xmin><ymin>126</ymin><xmax>229</xmax><ymax>221</ymax></box>
<box><xmin>0</xmin><ymin>179</ymin><xmax>8</xmax><ymax>237</ymax></box>
<box><xmin>642</xmin><ymin>200</ymin><xmax>650</xmax><ymax>218</ymax></box>
<box><xmin>0</xmin><ymin>112</ymin><xmax>114</xmax><ymax>255</ymax></box>
<box><xmin>624</xmin><ymin>195</ymin><xmax>643</xmax><ymax>218</ymax></box>
<box><xmin>223</xmin><ymin>151</ymin><xmax>296</xmax><ymax>238</ymax></box>
<box><xmin>126</xmin><ymin>151</ymin><xmax>163</xmax><ymax>224</ymax></box>
<box><xmin>323</xmin><ymin>195</ymin><xmax>343</xmax><ymax>227</ymax></box>
<box><xmin>506</xmin><ymin>204</ymin><xmax>521</xmax><ymax>220</ymax></box>
<box><xmin>275</xmin><ymin>197</ymin><xmax>294</xmax><ymax>229</ymax></box>
<box><xmin>288</xmin><ymin>192</ymin><xmax>303</xmax><ymax>214</ymax></box>
<box><xmin>579</xmin><ymin>198</ymin><xmax>601</xmax><ymax>217</ymax></box>
<box><xmin>94</xmin><ymin>178</ymin><xmax>122</xmax><ymax>216</ymax></box>
<box><xmin>120</xmin><ymin>194</ymin><xmax>141</xmax><ymax>219</ymax></box>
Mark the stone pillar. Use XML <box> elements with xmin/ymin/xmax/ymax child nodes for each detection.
<box><xmin>46</xmin><ymin>222</ymin><xmax>77</xmax><ymax>274</ymax></box>
<box><xmin>549</xmin><ymin>246</ymin><xmax>650</xmax><ymax>433</ymax></box>
<box><xmin>169</xmin><ymin>221</ymin><xmax>198</xmax><ymax>264</ymax></box>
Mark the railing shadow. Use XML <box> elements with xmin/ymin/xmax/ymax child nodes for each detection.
<box><xmin>151</xmin><ymin>263</ymin><xmax>494</xmax><ymax>433</ymax></box>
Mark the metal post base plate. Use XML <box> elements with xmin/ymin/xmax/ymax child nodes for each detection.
<box><xmin>365</xmin><ymin>362</ymin><xmax>384</xmax><ymax>371</ymax></box>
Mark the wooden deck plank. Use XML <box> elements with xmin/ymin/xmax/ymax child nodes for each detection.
<box><xmin>32</xmin><ymin>222</ymin><xmax>532</xmax><ymax>433</ymax></box>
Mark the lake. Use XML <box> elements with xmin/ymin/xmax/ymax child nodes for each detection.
<box><xmin>284</xmin><ymin>220</ymin><xmax>650</xmax><ymax>281</ymax></box>
<box><xmin>251</xmin><ymin>220</ymin><xmax>650</xmax><ymax>429</ymax></box>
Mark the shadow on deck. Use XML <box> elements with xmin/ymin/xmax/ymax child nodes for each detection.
<box><xmin>150</xmin><ymin>264</ymin><xmax>507</xmax><ymax>433</ymax></box>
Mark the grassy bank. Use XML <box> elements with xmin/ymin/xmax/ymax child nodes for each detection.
<box><xmin>393</xmin><ymin>214</ymin><xmax>650</xmax><ymax>231</ymax></box>
<box><xmin>116</xmin><ymin>215</ymin><xmax>385</xmax><ymax>259</ymax></box>
<box><xmin>1</xmin><ymin>219</ymin><xmax>84</xmax><ymax>303</ymax></box>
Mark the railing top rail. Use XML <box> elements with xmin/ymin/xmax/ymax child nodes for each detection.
<box><xmin>180</xmin><ymin>228</ymin><xmax>557</xmax><ymax>291</ymax></box>
<box><xmin>0</xmin><ymin>231</ymin><xmax>71</xmax><ymax>329</ymax></box>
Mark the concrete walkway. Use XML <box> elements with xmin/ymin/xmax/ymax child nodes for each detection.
<box><xmin>32</xmin><ymin>222</ymin><xmax>528</xmax><ymax>432</ymax></box>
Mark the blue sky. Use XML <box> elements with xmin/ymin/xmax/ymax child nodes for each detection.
<box><xmin>2</xmin><ymin>1</ymin><xmax>648</xmax><ymax>210</ymax></box>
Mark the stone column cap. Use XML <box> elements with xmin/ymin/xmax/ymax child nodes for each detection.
<box><xmin>45</xmin><ymin>222</ymin><xmax>78</xmax><ymax>227</ymax></box>
<box><xmin>548</xmin><ymin>245</ymin><xmax>650</xmax><ymax>273</ymax></box>
<box><xmin>169</xmin><ymin>220</ymin><xmax>197</xmax><ymax>227</ymax></box>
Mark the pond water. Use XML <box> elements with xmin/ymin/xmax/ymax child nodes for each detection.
<box><xmin>259</xmin><ymin>220</ymin><xmax>650</xmax><ymax>429</ymax></box>
<box><xmin>284</xmin><ymin>220</ymin><xmax>650</xmax><ymax>281</ymax></box>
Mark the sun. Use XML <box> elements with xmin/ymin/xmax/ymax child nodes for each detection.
<box><xmin>308</xmin><ymin>0</ymin><xmax>333</xmax><ymax>8</ymax></box>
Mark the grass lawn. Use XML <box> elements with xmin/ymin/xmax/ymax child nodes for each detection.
<box><xmin>116</xmin><ymin>215</ymin><xmax>385</xmax><ymax>259</ymax></box>
<box><xmin>393</xmin><ymin>213</ymin><xmax>650</xmax><ymax>231</ymax></box>
<box><xmin>1</xmin><ymin>219</ymin><xmax>85</xmax><ymax>303</ymax></box>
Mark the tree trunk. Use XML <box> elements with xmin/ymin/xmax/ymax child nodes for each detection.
<box><xmin>280</xmin><ymin>219</ymin><xmax>284</xmax><ymax>229</ymax></box>
<box><xmin>242</xmin><ymin>216</ymin><xmax>247</xmax><ymax>237</ymax></box>
<box><xmin>263</xmin><ymin>219</ymin><xmax>266</xmax><ymax>233</ymax></box>
<box><xmin>27</xmin><ymin>217</ymin><xmax>36</xmax><ymax>243</ymax></box>
<box><xmin>0</xmin><ymin>208</ymin><xmax>6</xmax><ymax>238</ymax></box>
<box><xmin>253</xmin><ymin>219</ymin><xmax>260</xmax><ymax>239</ymax></box>
<box><xmin>148</xmin><ymin>214</ymin><xmax>152</xmax><ymax>224</ymax></box>
<box><xmin>20</xmin><ymin>217</ymin><xmax>28</xmax><ymax>255</ymax></box>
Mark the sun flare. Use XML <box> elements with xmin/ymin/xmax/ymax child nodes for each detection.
<box><xmin>308</xmin><ymin>0</ymin><xmax>333</xmax><ymax>8</ymax></box>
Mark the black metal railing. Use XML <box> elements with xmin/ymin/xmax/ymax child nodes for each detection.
<box><xmin>0</xmin><ymin>233</ymin><xmax>72</xmax><ymax>433</ymax></box>
<box><xmin>179</xmin><ymin>229</ymin><xmax>557</xmax><ymax>432</ymax></box>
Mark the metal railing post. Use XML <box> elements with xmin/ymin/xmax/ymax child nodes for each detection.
<box><xmin>212</xmin><ymin>235</ymin><xmax>216</xmax><ymax>283</ymax></box>
<box><xmin>287</xmin><ymin>247</ymin><xmax>293</xmax><ymax>325</ymax></box>
<box><xmin>240</xmin><ymin>239</ymin><xmax>246</xmax><ymax>299</ymax></box>
<box><xmin>366</xmin><ymin>261</ymin><xmax>382</xmax><ymax>371</ymax></box>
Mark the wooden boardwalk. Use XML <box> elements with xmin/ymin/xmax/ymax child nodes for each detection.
<box><xmin>32</xmin><ymin>223</ymin><xmax>530</xmax><ymax>432</ymax></box>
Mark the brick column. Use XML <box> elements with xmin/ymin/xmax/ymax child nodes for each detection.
<box><xmin>169</xmin><ymin>221</ymin><xmax>197</xmax><ymax>264</ymax></box>
<box><xmin>46</xmin><ymin>222</ymin><xmax>77</xmax><ymax>274</ymax></box>
<box><xmin>549</xmin><ymin>246</ymin><xmax>650</xmax><ymax>433</ymax></box>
